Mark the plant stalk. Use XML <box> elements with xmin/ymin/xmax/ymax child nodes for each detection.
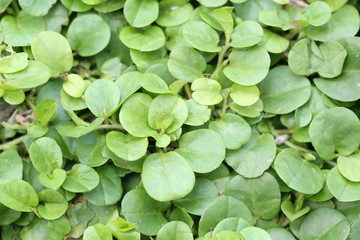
<box><xmin>0</xmin><ymin>135</ymin><xmax>27</xmax><ymax>150</ymax></box>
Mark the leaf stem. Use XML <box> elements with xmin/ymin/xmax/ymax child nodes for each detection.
<box><xmin>11</xmin><ymin>0</ymin><xmax>20</xmax><ymax>13</ymax></box>
<box><xmin>219</xmin><ymin>90</ymin><xmax>231</xmax><ymax>118</ymax></box>
<box><xmin>211</xmin><ymin>42</ymin><xmax>230</xmax><ymax>79</ymax></box>
<box><xmin>272</xmin><ymin>131</ymin><xmax>312</xmax><ymax>153</ymax></box>
<box><xmin>96</xmin><ymin>124</ymin><xmax>125</xmax><ymax>131</ymax></box>
<box><xmin>325</xmin><ymin>161</ymin><xmax>337</xmax><ymax>167</ymax></box>
<box><xmin>0</xmin><ymin>134</ymin><xmax>27</xmax><ymax>150</ymax></box>
<box><xmin>30</xmin><ymin>207</ymin><xmax>42</xmax><ymax>218</ymax></box>
<box><xmin>1</xmin><ymin>121</ymin><xmax>27</xmax><ymax>130</ymax></box>
<box><xmin>184</xmin><ymin>83</ymin><xmax>192</xmax><ymax>99</ymax></box>
<box><xmin>288</xmin><ymin>0</ymin><xmax>309</xmax><ymax>8</ymax></box>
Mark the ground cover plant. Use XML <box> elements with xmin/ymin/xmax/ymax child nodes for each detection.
<box><xmin>0</xmin><ymin>0</ymin><xmax>360</xmax><ymax>239</ymax></box>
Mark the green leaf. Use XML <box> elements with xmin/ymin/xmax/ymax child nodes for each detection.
<box><xmin>0</xmin><ymin>11</ymin><xmax>46</xmax><ymax>46</ymax></box>
<box><xmin>230</xmin><ymin>21</ymin><xmax>263</xmax><ymax>48</ymax></box>
<box><xmin>47</xmin><ymin>216</ymin><xmax>71</xmax><ymax>240</ymax></box>
<box><xmin>115</xmin><ymin>71</ymin><xmax>142</xmax><ymax>105</ymax></box>
<box><xmin>213</xmin><ymin>217</ymin><xmax>252</xmax><ymax>235</ymax></box>
<box><xmin>148</xmin><ymin>95</ymin><xmax>188</xmax><ymax>133</ymax></box>
<box><xmin>63</xmin><ymin>74</ymin><xmax>86</xmax><ymax>98</ymax></box>
<box><xmin>31</xmin><ymin>31</ymin><xmax>73</xmax><ymax>77</ymax></box>
<box><xmin>106</xmin><ymin>131</ymin><xmax>148</xmax><ymax>161</ymax></box>
<box><xmin>288</xmin><ymin>38</ymin><xmax>347</xmax><ymax>78</ymax></box>
<box><xmin>4</xmin><ymin>60</ymin><xmax>51</xmax><ymax>89</ymax></box>
<box><xmin>67</xmin><ymin>14</ymin><xmax>111</xmax><ymax>56</ymax></box>
<box><xmin>226</xmin><ymin>131</ymin><xmax>276</xmax><ymax>178</ymax></box>
<box><xmin>120</xmin><ymin>26</ymin><xmax>165</xmax><ymax>52</ymax></box>
<box><xmin>157</xmin><ymin>221</ymin><xmax>193</xmax><ymax>240</ymax></box>
<box><xmin>37</xmin><ymin>189</ymin><xmax>68</xmax><ymax>220</ymax></box>
<box><xmin>168</xmin><ymin>47</ymin><xmax>206</xmax><ymax>82</ymax></box>
<box><xmin>230</xmin><ymin>84</ymin><xmax>260</xmax><ymax>107</ymax></box>
<box><xmin>19</xmin><ymin>0</ymin><xmax>57</xmax><ymax>16</ymax></box>
<box><xmin>66</xmin><ymin>201</ymin><xmax>95</xmax><ymax>238</ymax></box>
<box><xmin>176</xmin><ymin>129</ymin><xmax>226</xmax><ymax>173</ymax></box>
<box><xmin>76</xmin><ymin>131</ymin><xmax>108</xmax><ymax>167</ymax></box>
<box><xmin>20</xmin><ymin>218</ymin><xmax>51</xmax><ymax>240</ymax></box>
<box><xmin>0</xmin><ymin>203</ymin><xmax>21</xmax><ymax>226</ymax></box>
<box><xmin>224</xmin><ymin>46</ymin><xmax>270</xmax><ymax>85</ymax></box>
<box><xmin>183</xmin><ymin>21</ymin><xmax>221</xmax><ymax>52</ymax></box>
<box><xmin>84</xmin><ymin>79</ymin><xmax>120</xmax><ymax>117</ymax></box>
<box><xmin>156</xmin><ymin>3</ymin><xmax>193</xmax><ymax>27</ymax></box>
<box><xmin>259</xmin><ymin>9</ymin><xmax>294</xmax><ymax>30</ymax></box>
<box><xmin>305</xmin><ymin>5</ymin><xmax>359</xmax><ymax>42</ymax></box>
<box><xmin>209</xmin><ymin>113</ymin><xmax>251</xmax><ymax>150</ymax></box>
<box><xmin>258</xmin><ymin>29</ymin><xmax>290</xmax><ymax>54</ymax></box>
<box><xmin>301</xmin><ymin>1</ymin><xmax>331</xmax><ymax>26</ymax></box>
<box><xmin>38</xmin><ymin>169</ymin><xmax>67</xmax><ymax>190</ymax></box>
<box><xmin>309</xmin><ymin>107</ymin><xmax>360</xmax><ymax>161</ymax></box>
<box><xmin>106</xmin><ymin>217</ymin><xmax>140</xmax><ymax>240</ymax></box>
<box><xmin>299</xmin><ymin>208</ymin><xmax>350</xmax><ymax>239</ymax></box>
<box><xmin>62</xmin><ymin>164</ymin><xmax>100</xmax><ymax>193</ymax></box>
<box><xmin>0</xmin><ymin>52</ymin><xmax>28</xmax><ymax>73</ymax></box>
<box><xmin>258</xmin><ymin>66</ymin><xmax>311</xmax><ymax>114</ymax></box>
<box><xmin>120</xmin><ymin>93</ymin><xmax>157</xmax><ymax>138</ymax></box>
<box><xmin>211</xmin><ymin>7</ymin><xmax>234</xmax><ymax>39</ymax></box>
<box><xmin>274</xmin><ymin>148</ymin><xmax>324</xmax><ymax>194</ymax></box>
<box><xmin>198</xmin><ymin>0</ymin><xmax>227</xmax><ymax>7</ymax></box>
<box><xmin>35</xmin><ymin>98</ymin><xmax>58</xmax><ymax>126</ymax></box>
<box><xmin>191</xmin><ymin>78</ymin><xmax>223</xmax><ymax>105</ymax></box>
<box><xmin>58</xmin><ymin>117</ymin><xmax>104</xmax><ymax>138</ymax></box>
<box><xmin>229</xmin><ymin>100</ymin><xmax>263</xmax><ymax>118</ymax></box>
<box><xmin>240</xmin><ymin>227</ymin><xmax>272</xmax><ymax>240</ymax></box>
<box><xmin>29</xmin><ymin>137</ymin><xmax>63</xmax><ymax>174</ymax></box>
<box><xmin>2</xmin><ymin>88</ymin><xmax>25</xmax><ymax>105</ymax></box>
<box><xmin>307</xmin><ymin>0</ymin><xmax>347</xmax><ymax>12</ymax></box>
<box><xmin>124</xmin><ymin>0</ymin><xmax>158</xmax><ymax>27</ymax></box>
<box><xmin>44</xmin><ymin>3</ymin><xmax>69</xmax><ymax>32</ymax></box>
<box><xmin>174</xmin><ymin>178</ymin><xmax>219</xmax><ymax>215</ymax></box>
<box><xmin>184</xmin><ymin>99</ymin><xmax>211</xmax><ymax>126</ymax></box>
<box><xmin>314</xmin><ymin>37</ymin><xmax>360</xmax><ymax>101</ymax></box>
<box><xmin>122</xmin><ymin>187</ymin><xmax>170</xmax><ymax>236</ymax></box>
<box><xmin>139</xmin><ymin>72</ymin><xmax>171</xmax><ymax>94</ymax></box>
<box><xmin>225</xmin><ymin>173</ymin><xmax>281</xmax><ymax>219</ymax></box>
<box><xmin>198</xmin><ymin>196</ymin><xmax>253</xmax><ymax>236</ymax></box>
<box><xmin>83</xmin><ymin>223</ymin><xmax>112</xmax><ymax>240</ymax></box>
<box><xmin>281</xmin><ymin>200</ymin><xmax>310</xmax><ymax>222</ymax></box>
<box><xmin>213</xmin><ymin>230</ymin><xmax>243</xmax><ymax>240</ymax></box>
<box><xmin>0</xmin><ymin>179</ymin><xmax>39</xmax><ymax>212</ymax></box>
<box><xmin>84</xmin><ymin>164</ymin><xmax>123</xmax><ymax>206</ymax></box>
<box><xmin>326</xmin><ymin>167</ymin><xmax>360</xmax><ymax>202</ymax></box>
<box><xmin>60</xmin><ymin>0</ymin><xmax>92</xmax><ymax>12</ymax></box>
<box><xmin>337</xmin><ymin>152</ymin><xmax>360</xmax><ymax>182</ymax></box>
<box><xmin>0</xmin><ymin>149</ymin><xmax>23</xmax><ymax>183</ymax></box>
<box><xmin>142</xmin><ymin>151</ymin><xmax>195</xmax><ymax>201</ymax></box>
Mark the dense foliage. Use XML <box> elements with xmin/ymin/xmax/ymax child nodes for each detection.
<box><xmin>0</xmin><ymin>0</ymin><xmax>360</xmax><ymax>239</ymax></box>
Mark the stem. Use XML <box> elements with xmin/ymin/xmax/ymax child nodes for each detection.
<box><xmin>0</xmin><ymin>135</ymin><xmax>27</xmax><ymax>150</ymax></box>
<box><xmin>184</xmin><ymin>83</ymin><xmax>192</xmax><ymax>99</ymax></box>
<box><xmin>219</xmin><ymin>90</ymin><xmax>231</xmax><ymax>118</ymax></box>
<box><xmin>96</xmin><ymin>124</ymin><xmax>125</xmax><ymax>131</ymax></box>
<box><xmin>288</xmin><ymin>0</ymin><xmax>309</xmax><ymax>8</ymax></box>
<box><xmin>30</xmin><ymin>207</ymin><xmax>42</xmax><ymax>218</ymax></box>
<box><xmin>273</xmin><ymin>129</ymin><xmax>294</xmax><ymax>135</ymax></box>
<box><xmin>272</xmin><ymin>131</ymin><xmax>313</xmax><ymax>153</ymax></box>
<box><xmin>1</xmin><ymin>122</ymin><xmax>27</xmax><ymax>130</ymax></box>
<box><xmin>294</xmin><ymin>193</ymin><xmax>305</xmax><ymax>212</ymax></box>
<box><xmin>26</xmin><ymin>98</ymin><xmax>36</xmax><ymax>112</ymax></box>
<box><xmin>11</xmin><ymin>0</ymin><xmax>20</xmax><ymax>13</ymax></box>
<box><xmin>211</xmin><ymin>43</ymin><xmax>230</xmax><ymax>79</ymax></box>
<box><xmin>325</xmin><ymin>161</ymin><xmax>337</xmax><ymax>167</ymax></box>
